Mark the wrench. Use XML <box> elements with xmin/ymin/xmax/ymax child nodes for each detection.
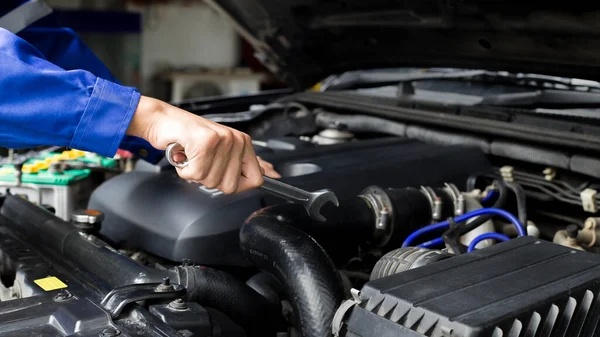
<box><xmin>165</xmin><ymin>142</ymin><xmax>339</xmax><ymax>222</ymax></box>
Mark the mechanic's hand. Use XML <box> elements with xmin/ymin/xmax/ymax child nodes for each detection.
<box><xmin>257</xmin><ymin>156</ymin><xmax>281</xmax><ymax>178</ymax></box>
<box><xmin>127</xmin><ymin>96</ymin><xmax>279</xmax><ymax>194</ymax></box>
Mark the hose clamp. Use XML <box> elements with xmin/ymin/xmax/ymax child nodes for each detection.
<box><xmin>444</xmin><ymin>183</ymin><xmax>465</xmax><ymax>216</ymax></box>
<box><xmin>332</xmin><ymin>289</ymin><xmax>362</xmax><ymax>337</ymax></box>
<box><xmin>421</xmin><ymin>186</ymin><xmax>442</xmax><ymax>221</ymax></box>
<box><xmin>359</xmin><ymin>186</ymin><xmax>394</xmax><ymax>247</ymax></box>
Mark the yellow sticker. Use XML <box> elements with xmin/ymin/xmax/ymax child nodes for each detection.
<box><xmin>34</xmin><ymin>276</ymin><xmax>67</xmax><ymax>291</ymax></box>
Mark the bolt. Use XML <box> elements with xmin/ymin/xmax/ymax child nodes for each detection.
<box><xmin>155</xmin><ymin>277</ymin><xmax>174</xmax><ymax>292</ymax></box>
<box><xmin>168</xmin><ymin>298</ymin><xmax>188</xmax><ymax>310</ymax></box>
<box><xmin>53</xmin><ymin>290</ymin><xmax>72</xmax><ymax>302</ymax></box>
<box><xmin>99</xmin><ymin>328</ymin><xmax>121</xmax><ymax>337</ymax></box>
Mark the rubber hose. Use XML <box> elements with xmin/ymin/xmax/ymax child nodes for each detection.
<box><xmin>315</xmin><ymin>110</ymin><xmax>406</xmax><ymax>136</ymax></box>
<box><xmin>458</xmin><ymin>180</ymin><xmax>508</xmax><ymax>235</ymax></box>
<box><xmin>240</xmin><ymin>206</ymin><xmax>345</xmax><ymax>337</ymax></box>
<box><xmin>370</xmin><ymin>247</ymin><xmax>451</xmax><ymax>280</ymax></box>
<box><xmin>251</xmin><ymin>201</ymin><xmax>375</xmax><ymax>263</ymax></box>
<box><xmin>382</xmin><ymin>187</ymin><xmax>438</xmax><ymax>247</ymax></box>
<box><xmin>504</xmin><ymin>181</ymin><xmax>528</xmax><ymax>226</ymax></box>
<box><xmin>170</xmin><ymin>266</ymin><xmax>280</xmax><ymax>337</ymax></box>
<box><xmin>246</xmin><ymin>272</ymin><xmax>283</xmax><ymax>307</ymax></box>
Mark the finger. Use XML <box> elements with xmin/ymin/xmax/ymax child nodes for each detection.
<box><xmin>200</xmin><ymin>127</ymin><xmax>235</xmax><ymax>188</ymax></box>
<box><xmin>216</xmin><ymin>133</ymin><xmax>245</xmax><ymax>194</ymax></box>
<box><xmin>176</xmin><ymin>128</ymin><xmax>220</xmax><ymax>181</ymax></box>
<box><xmin>262</xmin><ymin>165</ymin><xmax>281</xmax><ymax>178</ymax></box>
<box><xmin>257</xmin><ymin>157</ymin><xmax>281</xmax><ymax>178</ymax></box>
<box><xmin>172</xmin><ymin>151</ymin><xmax>187</xmax><ymax>163</ymax></box>
<box><xmin>237</xmin><ymin>134</ymin><xmax>264</xmax><ymax>192</ymax></box>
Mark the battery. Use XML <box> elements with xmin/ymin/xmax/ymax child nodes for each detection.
<box><xmin>0</xmin><ymin>149</ymin><xmax>117</xmax><ymax>221</ymax></box>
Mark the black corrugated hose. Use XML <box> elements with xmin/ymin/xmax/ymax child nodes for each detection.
<box><xmin>239</xmin><ymin>205</ymin><xmax>346</xmax><ymax>337</ymax></box>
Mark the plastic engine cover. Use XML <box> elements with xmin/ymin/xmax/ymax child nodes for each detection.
<box><xmin>337</xmin><ymin>236</ymin><xmax>600</xmax><ymax>337</ymax></box>
<box><xmin>89</xmin><ymin>138</ymin><xmax>491</xmax><ymax>266</ymax></box>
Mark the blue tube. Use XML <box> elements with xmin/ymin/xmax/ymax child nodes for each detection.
<box><xmin>401</xmin><ymin>222</ymin><xmax>450</xmax><ymax>248</ymax></box>
<box><xmin>467</xmin><ymin>233</ymin><xmax>511</xmax><ymax>252</ymax></box>
<box><xmin>417</xmin><ymin>237</ymin><xmax>444</xmax><ymax>248</ymax></box>
<box><xmin>401</xmin><ymin>207</ymin><xmax>526</xmax><ymax>248</ymax></box>
<box><xmin>480</xmin><ymin>190</ymin><xmax>497</xmax><ymax>203</ymax></box>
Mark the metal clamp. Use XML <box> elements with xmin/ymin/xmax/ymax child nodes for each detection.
<box><xmin>444</xmin><ymin>183</ymin><xmax>465</xmax><ymax>216</ymax></box>
<box><xmin>421</xmin><ymin>186</ymin><xmax>442</xmax><ymax>221</ymax></box>
<box><xmin>100</xmin><ymin>278</ymin><xmax>186</xmax><ymax>318</ymax></box>
<box><xmin>332</xmin><ymin>289</ymin><xmax>362</xmax><ymax>337</ymax></box>
<box><xmin>359</xmin><ymin>186</ymin><xmax>394</xmax><ymax>247</ymax></box>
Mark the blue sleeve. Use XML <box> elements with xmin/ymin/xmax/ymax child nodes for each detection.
<box><xmin>0</xmin><ymin>27</ymin><xmax>143</xmax><ymax>159</ymax></box>
<box><xmin>14</xmin><ymin>14</ymin><xmax>163</xmax><ymax>163</ymax></box>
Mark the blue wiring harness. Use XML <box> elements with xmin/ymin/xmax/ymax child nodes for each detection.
<box><xmin>401</xmin><ymin>207</ymin><xmax>526</xmax><ymax>251</ymax></box>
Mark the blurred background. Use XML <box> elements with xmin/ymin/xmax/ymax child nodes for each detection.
<box><xmin>44</xmin><ymin>0</ymin><xmax>285</xmax><ymax>103</ymax></box>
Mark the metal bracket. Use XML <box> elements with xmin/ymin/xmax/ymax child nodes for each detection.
<box><xmin>100</xmin><ymin>280</ymin><xmax>186</xmax><ymax>319</ymax></box>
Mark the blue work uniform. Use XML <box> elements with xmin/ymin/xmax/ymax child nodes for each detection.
<box><xmin>0</xmin><ymin>0</ymin><xmax>162</xmax><ymax>162</ymax></box>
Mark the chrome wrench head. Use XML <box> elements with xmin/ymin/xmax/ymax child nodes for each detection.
<box><xmin>165</xmin><ymin>142</ymin><xmax>189</xmax><ymax>168</ymax></box>
<box><xmin>305</xmin><ymin>189</ymin><xmax>340</xmax><ymax>222</ymax></box>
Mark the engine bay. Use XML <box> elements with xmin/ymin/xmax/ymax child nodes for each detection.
<box><xmin>1</xmin><ymin>94</ymin><xmax>600</xmax><ymax>337</ymax></box>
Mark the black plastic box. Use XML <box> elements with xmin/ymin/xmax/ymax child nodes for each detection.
<box><xmin>340</xmin><ymin>236</ymin><xmax>600</xmax><ymax>337</ymax></box>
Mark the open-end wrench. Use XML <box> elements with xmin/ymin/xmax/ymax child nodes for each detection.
<box><xmin>165</xmin><ymin>142</ymin><xmax>339</xmax><ymax>222</ymax></box>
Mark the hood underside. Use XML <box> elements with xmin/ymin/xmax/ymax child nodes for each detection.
<box><xmin>205</xmin><ymin>0</ymin><xmax>600</xmax><ymax>89</ymax></box>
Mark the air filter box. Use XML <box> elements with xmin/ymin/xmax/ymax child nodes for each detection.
<box><xmin>334</xmin><ymin>236</ymin><xmax>600</xmax><ymax>337</ymax></box>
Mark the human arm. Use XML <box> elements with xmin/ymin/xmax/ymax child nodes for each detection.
<box><xmin>0</xmin><ymin>28</ymin><xmax>276</xmax><ymax>193</ymax></box>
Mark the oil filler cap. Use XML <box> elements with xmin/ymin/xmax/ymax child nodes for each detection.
<box><xmin>71</xmin><ymin>209</ymin><xmax>104</xmax><ymax>232</ymax></box>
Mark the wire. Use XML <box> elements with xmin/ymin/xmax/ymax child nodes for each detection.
<box><xmin>402</xmin><ymin>222</ymin><xmax>449</xmax><ymax>248</ymax></box>
<box><xmin>402</xmin><ymin>207</ymin><xmax>525</xmax><ymax>248</ymax></box>
<box><xmin>467</xmin><ymin>233</ymin><xmax>511</xmax><ymax>253</ymax></box>
<box><xmin>480</xmin><ymin>190</ymin><xmax>497</xmax><ymax>203</ymax></box>
<box><xmin>504</xmin><ymin>181</ymin><xmax>528</xmax><ymax>226</ymax></box>
<box><xmin>417</xmin><ymin>237</ymin><xmax>444</xmax><ymax>248</ymax></box>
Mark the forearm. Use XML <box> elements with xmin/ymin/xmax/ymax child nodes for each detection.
<box><xmin>0</xmin><ymin>28</ymin><xmax>138</xmax><ymax>157</ymax></box>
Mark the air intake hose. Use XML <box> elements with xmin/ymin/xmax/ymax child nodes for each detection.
<box><xmin>240</xmin><ymin>205</ymin><xmax>346</xmax><ymax>337</ymax></box>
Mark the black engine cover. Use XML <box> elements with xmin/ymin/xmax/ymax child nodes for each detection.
<box><xmin>89</xmin><ymin>138</ymin><xmax>491</xmax><ymax>266</ymax></box>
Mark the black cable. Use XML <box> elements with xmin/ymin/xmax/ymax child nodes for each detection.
<box><xmin>441</xmin><ymin>217</ymin><xmax>465</xmax><ymax>254</ymax></box>
<box><xmin>504</xmin><ymin>181</ymin><xmax>528</xmax><ymax>226</ymax></box>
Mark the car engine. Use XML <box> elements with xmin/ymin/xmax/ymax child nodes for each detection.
<box><xmin>1</xmin><ymin>96</ymin><xmax>600</xmax><ymax>337</ymax></box>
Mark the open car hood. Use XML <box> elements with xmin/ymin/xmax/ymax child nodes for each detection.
<box><xmin>205</xmin><ymin>1</ymin><xmax>600</xmax><ymax>89</ymax></box>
